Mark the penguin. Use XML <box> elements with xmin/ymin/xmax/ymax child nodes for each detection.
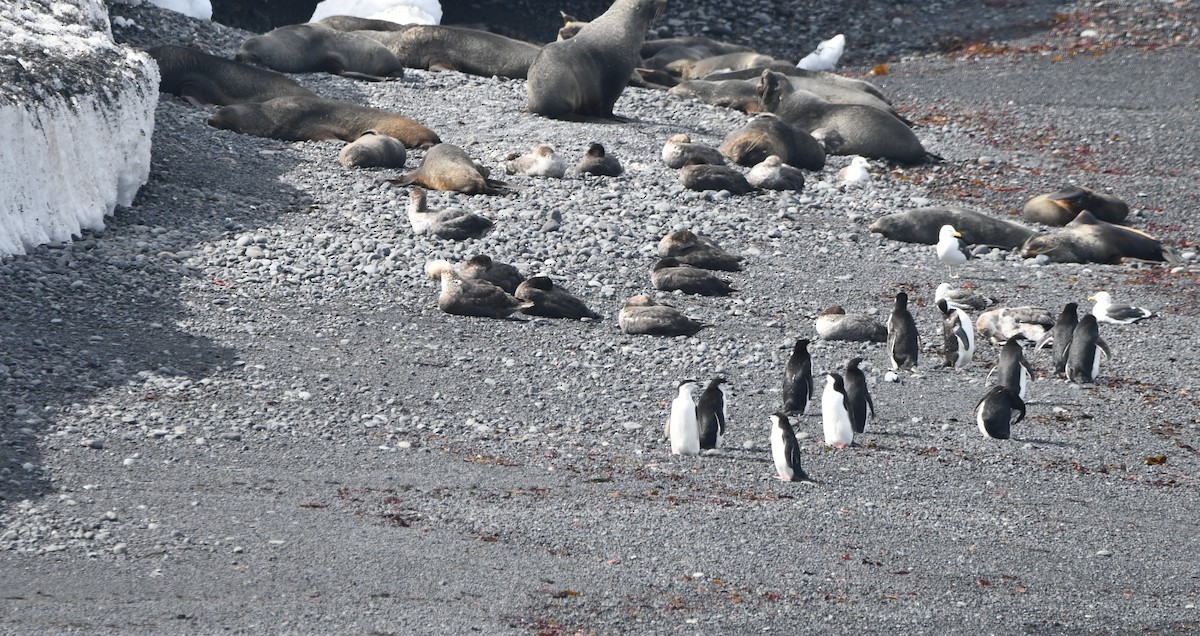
<box><xmin>935</xmin><ymin>224</ymin><xmax>970</xmax><ymax>278</ymax></box>
<box><xmin>821</xmin><ymin>373</ymin><xmax>854</xmax><ymax>448</ymax></box>
<box><xmin>696</xmin><ymin>378</ymin><xmax>728</xmax><ymax>450</ymax></box>
<box><xmin>887</xmin><ymin>291</ymin><xmax>919</xmax><ymax>370</ymax></box>
<box><xmin>666</xmin><ymin>380</ymin><xmax>700</xmax><ymax>455</ymax></box>
<box><xmin>781</xmin><ymin>338</ymin><xmax>813</xmax><ymax>415</ymax></box>
<box><xmin>770</xmin><ymin>412</ymin><xmax>814</xmax><ymax>483</ymax></box>
<box><xmin>1066</xmin><ymin>315</ymin><xmax>1112</xmax><ymax>384</ymax></box>
<box><xmin>936</xmin><ymin>298</ymin><xmax>975</xmax><ymax>369</ymax></box>
<box><xmin>1034</xmin><ymin>302</ymin><xmax>1078</xmax><ymax>375</ymax></box>
<box><xmin>973</xmin><ymin>385</ymin><xmax>1025</xmax><ymax>440</ymax></box>
<box><xmin>842</xmin><ymin>358</ymin><xmax>875</xmax><ymax>434</ymax></box>
<box><xmin>993</xmin><ymin>335</ymin><xmax>1035</xmax><ymax>400</ymax></box>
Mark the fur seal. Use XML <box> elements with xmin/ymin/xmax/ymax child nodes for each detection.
<box><xmin>359</xmin><ymin>25</ymin><xmax>542</xmax><ymax>79</ymax></box>
<box><xmin>1020</xmin><ymin>211</ymin><xmax>1178</xmax><ymax>264</ymax></box>
<box><xmin>815</xmin><ymin>306</ymin><xmax>886</xmax><ymax>342</ymax></box>
<box><xmin>651</xmin><ymin>257</ymin><xmax>736</xmax><ymax>296</ymax></box>
<box><xmin>668</xmin><ymin>79</ymin><xmax>763</xmax><ymax>112</ymax></box>
<box><xmin>668</xmin><ymin>52</ymin><xmax>775</xmax><ymax>79</ymax></box>
<box><xmin>619</xmin><ymin>295</ymin><xmax>706</xmax><ymax>336</ymax></box>
<box><xmin>406</xmin><ymin>188</ymin><xmax>494</xmax><ymax>240</ymax></box>
<box><xmin>425</xmin><ymin>260</ymin><xmax>531</xmax><ymax>318</ymax></box>
<box><xmin>705</xmin><ymin>65</ymin><xmax>890</xmax><ymax>102</ymax></box>
<box><xmin>574</xmin><ymin>143</ymin><xmax>624</xmax><ymax>177</ymax></box>
<box><xmin>515</xmin><ymin>276</ymin><xmax>602</xmax><ymax>320</ymax></box>
<box><xmin>388</xmin><ymin>143</ymin><xmax>511</xmax><ymax>194</ymax></box>
<box><xmin>746</xmin><ymin>155</ymin><xmax>805</xmax><ymax>191</ymax></box>
<box><xmin>236</xmin><ymin>24</ymin><xmax>405</xmax><ymax>80</ymax></box>
<box><xmin>316</xmin><ymin>15</ymin><xmax>412</xmax><ymax>32</ymax></box>
<box><xmin>147</xmin><ymin>45</ymin><xmax>317</xmax><ymax>106</ymax></box>
<box><xmin>526</xmin><ymin>0</ymin><xmax>665</xmax><ymax>118</ymax></box>
<box><xmin>657</xmin><ymin>230</ymin><xmax>743</xmax><ymax>271</ymax></box>
<box><xmin>868</xmin><ymin>206</ymin><xmax>1036</xmax><ymax>249</ymax></box>
<box><xmin>505</xmin><ymin>144</ymin><xmax>567</xmax><ymax>178</ymax></box>
<box><xmin>1022</xmin><ymin>186</ymin><xmax>1129</xmax><ymax>226</ymax></box>
<box><xmin>661</xmin><ymin>134</ymin><xmax>725</xmax><ymax>169</ymax></box>
<box><xmin>207</xmin><ymin>96</ymin><xmax>440</xmax><ymax>148</ymax></box>
<box><xmin>679</xmin><ymin>163</ymin><xmax>754</xmax><ymax>195</ymax></box>
<box><xmin>338</xmin><ymin>130</ymin><xmax>407</xmax><ymax>168</ymax></box>
<box><xmin>976</xmin><ymin>306</ymin><xmax>1054</xmax><ymax>345</ymax></box>
<box><xmin>719</xmin><ymin>114</ymin><xmax>825</xmax><ymax>171</ymax></box>
<box><xmin>640</xmin><ymin>36</ymin><xmax>756</xmax><ymax>60</ymax></box>
<box><xmin>459</xmin><ymin>255</ymin><xmax>523</xmax><ymax>294</ymax></box>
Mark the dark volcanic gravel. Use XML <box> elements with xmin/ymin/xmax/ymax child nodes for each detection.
<box><xmin>1</xmin><ymin>0</ymin><xmax>1198</xmax><ymax>633</ymax></box>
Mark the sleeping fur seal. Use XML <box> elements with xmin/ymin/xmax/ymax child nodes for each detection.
<box><xmin>668</xmin><ymin>52</ymin><xmax>776</xmax><ymax>79</ymax></box>
<box><xmin>868</xmin><ymin>206</ymin><xmax>1036</xmax><ymax>248</ymax></box>
<box><xmin>526</xmin><ymin>0</ymin><xmax>666</xmax><ymax>119</ymax></box>
<box><xmin>316</xmin><ymin>15</ymin><xmax>413</xmax><ymax>32</ymax></box>
<box><xmin>207</xmin><ymin>96</ymin><xmax>440</xmax><ymax>148</ymax></box>
<box><xmin>705</xmin><ymin>65</ymin><xmax>890</xmax><ymax>103</ymax></box>
<box><xmin>668</xmin><ymin>78</ymin><xmax>763</xmax><ymax>112</ymax></box>
<box><xmin>1022</xmin><ymin>186</ymin><xmax>1130</xmax><ymax>226</ymax></box>
<box><xmin>359</xmin><ymin>26</ymin><xmax>542</xmax><ymax>79</ymax></box>
<box><xmin>1020</xmin><ymin>210</ymin><xmax>1178</xmax><ymax>264</ymax></box>
<box><xmin>338</xmin><ymin>130</ymin><xmax>408</xmax><ymax>168</ymax></box>
<box><xmin>236</xmin><ymin>24</ymin><xmax>406</xmax><ymax>80</ymax></box>
<box><xmin>147</xmin><ymin>45</ymin><xmax>317</xmax><ymax>106</ymax></box>
<box><xmin>719</xmin><ymin>114</ymin><xmax>825</xmax><ymax>171</ymax></box>
<box><xmin>387</xmin><ymin>143</ymin><xmax>512</xmax><ymax>195</ymax></box>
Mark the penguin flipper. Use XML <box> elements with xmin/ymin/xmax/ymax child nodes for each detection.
<box><xmin>1098</xmin><ymin>337</ymin><xmax>1113</xmax><ymax>360</ymax></box>
<box><xmin>865</xmin><ymin>392</ymin><xmax>876</xmax><ymax>419</ymax></box>
<box><xmin>1034</xmin><ymin>332</ymin><xmax>1052</xmax><ymax>351</ymax></box>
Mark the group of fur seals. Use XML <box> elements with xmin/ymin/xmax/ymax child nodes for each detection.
<box><xmin>1020</xmin><ymin>211</ymin><xmax>1177</xmax><ymax>264</ymax></box>
<box><xmin>207</xmin><ymin>96</ymin><xmax>440</xmax><ymax>147</ymax></box>
<box><xmin>148</xmin><ymin>45</ymin><xmax>317</xmax><ymax>106</ymax></box>
<box><xmin>358</xmin><ymin>25</ymin><xmax>542</xmax><ymax>79</ymax></box>
<box><xmin>236</xmin><ymin>24</ymin><xmax>406</xmax><ymax>80</ymax></box>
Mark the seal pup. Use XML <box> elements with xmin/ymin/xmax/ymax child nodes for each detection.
<box><xmin>976</xmin><ymin>306</ymin><xmax>1055</xmax><ymax>345</ymax></box>
<box><xmin>868</xmin><ymin>206</ymin><xmax>1036</xmax><ymax>249</ymax></box>
<box><xmin>574</xmin><ymin>143</ymin><xmax>624</xmax><ymax>177</ymax></box>
<box><xmin>389</xmin><ymin>144</ymin><xmax>512</xmax><ymax>194</ymax></box>
<box><xmin>360</xmin><ymin>25</ymin><xmax>542</xmax><ymax>79</ymax></box>
<box><xmin>207</xmin><ymin>96</ymin><xmax>441</xmax><ymax>148</ymax></box>
<box><xmin>843</xmin><ymin>357</ymin><xmax>875</xmax><ymax>434</ymax></box>
<box><xmin>719</xmin><ymin>114</ymin><xmax>825</xmax><ymax>171</ymax></box>
<box><xmin>618</xmin><ymin>295</ymin><xmax>706</xmax><ymax>336</ymax></box>
<box><xmin>781</xmin><ymin>338</ymin><xmax>814</xmax><ymax>416</ymax></box>
<box><xmin>746</xmin><ymin>155</ymin><xmax>805</xmax><ymax>191</ymax></box>
<box><xmin>1020</xmin><ymin>211</ymin><xmax>1178</xmax><ymax>264</ymax></box>
<box><xmin>658</xmin><ymin>230</ymin><xmax>743</xmax><ymax>271</ymax></box>
<box><xmin>993</xmin><ymin>336</ymin><xmax>1035</xmax><ymax>400</ymax></box>
<box><xmin>697</xmin><ymin>378</ymin><xmax>728</xmax><ymax>451</ymax></box>
<box><xmin>974</xmin><ymin>385</ymin><xmax>1025</xmax><ymax>440</ymax></box>
<box><xmin>661</xmin><ymin>134</ymin><xmax>725</xmax><ymax>169</ymax></box>
<box><xmin>338</xmin><ymin>130</ymin><xmax>408</xmax><ymax>168</ymax></box>
<box><xmin>515</xmin><ymin>276</ymin><xmax>602</xmax><ymax>320</ymax></box>
<box><xmin>1035</xmin><ymin>302</ymin><xmax>1079</xmax><ymax>375</ymax></box>
<box><xmin>406</xmin><ymin>188</ymin><xmax>493</xmax><ymax>240</ymax></box>
<box><xmin>837</xmin><ymin>155</ymin><xmax>871</xmax><ymax>187</ymax></box>
<box><xmin>1066</xmin><ymin>315</ymin><xmax>1112</xmax><ymax>384</ymax></box>
<box><xmin>525</xmin><ymin>0</ymin><xmax>666</xmax><ymax>118</ymax></box>
<box><xmin>147</xmin><ymin>45</ymin><xmax>318</xmax><ymax>106</ymax></box>
<box><xmin>678</xmin><ymin>162</ymin><xmax>754</xmax><ymax>195</ymax></box>
<box><xmin>504</xmin><ymin>144</ymin><xmax>567</xmax><ymax>178</ymax></box>
<box><xmin>458</xmin><ymin>254</ymin><xmax>523</xmax><ymax>294</ymax></box>
<box><xmin>887</xmin><ymin>292</ymin><xmax>919</xmax><ymax>370</ymax></box>
<box><xmin>667</xmin><ymin>380</ymin><xmax>701</xmax><ymax>456</ymax></box>
<box><xmin>651</xmin><ymin>258</ymin><xmax>736</xmax><ymax>296</ymax></box>
<box><xmin>425</xmin><ymin>260</ymin><xmax>530</xmax><ymax>318</ymax></box>
<box><xmin>935</xmin><ymin>283</ymin><xmax>992</xmax><ymax>312</ymax></box>
<box><xmin>770</xmin><ymin>412</ymin><xmax>814</xmax><ymax>483</ymax></box>
<box><xmin>821</xmin><ymin>373</ymin><xmax>854</xmax><ymax>448</ymax></box>
<box><xmin>1022</xmin><ymin>186</ymin><xmax>1129</xmax><ymax>226</ymax></box>
<box><xmin>815</xmin><ymin>306</ymin><xmax>886</xmax><ymax>342</ymax></box>
<box><xmin>936</xmin><ymin>225</ymin><xmax>970</xmax><ymax>278</ymax></box>
<box><xmin>937</xmin><ymin>299</ymin><xmax>975</xmax><ymax>370</ymax></box>
<box><xmin>236</xmin><ymin>24</ymin><xmax>406</xmax><ymax>80</ymax></box>
<box><xmin>1089</xmin><ymin>291</ymin><xmax>1153</xmax><ymax>324</ymax></box>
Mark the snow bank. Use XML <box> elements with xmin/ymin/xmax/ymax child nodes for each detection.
<box><xmin>0</xmin><ymin>0</ymin><xmax>158</xmax><ymax>257</ymax></box>
<box><xmin>145</xmin><ymin>0</ymin><xmax>212</xmax><ymax>21</ymax></box>
<box><xmin>310</xmin><ymin>0</ymin><xmax>442</xmax><ymax>25</ymax></box>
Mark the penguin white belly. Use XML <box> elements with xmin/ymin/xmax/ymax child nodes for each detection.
<box><xmin>977</xmin><ymin>410</ymin><xmax>991</xmax><ymax>438</ymax></box>
<box><xmin>822</xmin><ymin>394</ymin><xmax>854</xmax><ymax>448</ymax></box>
<box><xmin>1090</xmin><ymin>348</ymin><xmax>1102</xmax><ymax>381</ymax></box>
<box><xmin>1017</xmin><ymin>367</ymin><xmax>1030</xmax><ymax>400</ymax></box>
<box><xmin>770</xmin><ymin>426</ymin><xmax>791</xmax><ymax>480</ymax></box>
<box><xmin>669</xmin><ymin>397</ymin><xmax>699</xmax><ymax>456</ymax></box>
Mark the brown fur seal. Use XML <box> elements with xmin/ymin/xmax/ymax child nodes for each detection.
<box><xmin>574</xmin><ymin>143</ymin><xmax>624</xmax><ymax>177</ymax></box>
<box><xmin>236</xmin><ymin>24</ymin><xmax>405</xmax><ymax>80</ymax></box>
<box><xmin>719</xmin><ymin>114</ymin><xmax>825</xmax><ymax>171</ymax></box>
<box><xmin>147</xmin><ymin>45</ymin><xmax>317</xmax><ymax>106</ymax></box>
<box><xmin>526</xmin><ymin>0</ymin><xmax>666</xmax><ymax>118</ymax></box>
<box><xmin>667</xmin><ymin>52</ymin><xmax>776</xmax><ymax>79</ymax></box>
<box><xmin>359</xmin><ymin>26</ymin><xmax>541</xmax><ymax>80</ymax></box>
<box><xmin>207</xmin><ymin>96</ymin><xmax>440</xmax><ymax>148</ymax></box>
<box><xmin>1020</xmin><ymin>210</ymin><xmax>1178</xmax><ymax>264</ymax></box>
<box><xmin>679</xmin><ymin>163</ymin><xmax>754</xmax><ymax>195</ymax></box>
<box><xmin>1022</xmin><ymin>186</ymin><xmax>1130</xmax><ymax>226</ymax></box>
<box><xmin>619</xmin><ymin>295</ymin><xmax>706</xmax><ymax>336</ymax></box>
<box><xmin>338</xmin><ymin>130</ymin><xmax>408</xmax><ymax>168</ymax></box>
<box><xmin>316</xmin><ymin>15</ymin><xmax>412</xmax><ymax>32</ymax></box>
<box><xmin>661</xmin><ymin>134</ymin><xmax>725</xmax><ymax>169</ymax></box>
<box><xmin>658</xmin><ymin>230</ymin><xmax>743</xmax><ymax>271</ymax></box>
<box><xmin>705</xmin><ymin>66</ymin><xmax>889</xmax><ymax>103</ymax></box>
<box><xmin>388</xmin><ymin>143</ymin><xmax>511</xmax><ymax>195</ymax></box>
<box><xmin>868</xmin><ymin>206</ymin><xmax>1035</xmax><ymax>248</ymax></box>
<box><xmin>640</xmin><ymin>36</ymin><xmax>756</xmax><ymax>60</ymax></box>
<box><xmin>668</xmin><ymin>78</ymin><xmax>763</xmax><ymax>112</ymax></box>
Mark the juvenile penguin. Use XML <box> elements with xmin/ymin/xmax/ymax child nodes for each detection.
<box><xmin>661</xmin><ymin>134</ymin><xmax>725</xmax><ymax>168</ymax></box>
<box><xmin>974</xmin><ymin>385</ymin><xmax>1026</xmax><ymax>440</ymax></box>
<box><xmin>504</xmin><ymin>144</ymin><xmax>567</xmax><ymax>178</ymax></box>
<box><xmin>1089</xmin><ymin>291</ymin><xmax>1153</xmax><ymax>324</ymax></box>
<box><xmin>618</xmin><ymin>295</ymin><xmax>707</xmax><ymax>336</ymax></box>
<box><xmin>515</xmin><ymin>277</ymin><xmax>602</xmax><ymax>320</ymax></box>
<box><xmin>821</xmin><ymin>373</ymin><xmax>854</xmax><ymax>448</ymax></box>
<box><xmin>406</xmin><ymin>188</ymin><xmax>494</xmax><ymax>240</ymax></box>
<box><xmin>994</xmin><ymin>336</ymin><xmax>1035</xmax><ymax>400</ymax></box>
<box><xmin>657</xmin><ymin>230</ymin><xmax>743</xmax><ymax>271</ymax></box>
<box><xmin>936</xmin><ymin>224</ymin><xmax>970</xmax><ymax>278</ymax></box>
<box><xmin>770</xmin><ymin>412</ymin><xmax>814</xmax><ymax>483</ymax></box>
<box><xmin>458</xmin><ymin>254</ymin><xmax>523</xmax><ymax>294</ymax></box>
<box><xmin>425</xmin><ymin>260</ymin><xmax>530</xmax><ymax>319</ymax></box>
<box><xmin>816</xmin><ymin>306</ymin><xmax>887</xmax><ymax>342</ymax></box>
<box><xmin>887</xmin><ymin>292</ymin><xmax>919</xmax><ymax>370</ymax></box>
<box><xmin>782</xmin><ymin>338</ymin><xmax>814</xmax><ymax>416</ymax></box>
<box><xmin>697</xmin><ymin>378</ymin><xmax>728</xmax><ymax>451</ymax></box>
<box><xmin>1034</xmin><ymin>302</ymin><xmax>1079</xmax><ymax>375</ymax></box>
<box><xmin>935</xmin><ymin>282</ymin><xmax>992</xmax><ymax>311</ymax></box>
<box><xmin>937</xmin><ymin>299</ymin><xmax>975</xmax><ymax>369</ymax></box>
<box><xmin>574</xmin><ymin>143</ymin><xmax>624</xmax><ymax>176</ymax></box>
<box><xmin>389</xmin><ymin>143</ymin><xmax>512</xmax><ymax>195</ymax></box>
<box><xmin>842</xmin><ymin>358</ymin><xmax>875</xmax><ymax>435</ymax></box>
<box><xmin>1066</xmin><ymin>315</ymin><xmax>1111</xmax><ymax>385</ymax></box>
<box><xmin>651</xmin><ymin>258</ymin><xmax>736</xmax><ymax>296</ymax></box>
<box><xmin>746</xmin><ymin>155</ymin><xmax>806</xmax><ymax>192</ymax></box>
<box><xmin>667</xmin><ymin>380</ymin><xmax>701</xmax><ymax>456</ymax></box>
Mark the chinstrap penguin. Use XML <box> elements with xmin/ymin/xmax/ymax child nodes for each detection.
<box><xmin>974</xmin><ymin>385</ymin><xmax>1025</xmax><ymax>440</ymax></box>
<box><xmin>770</xmin><ymin>412</ymin><xmax>815</xmax><ymax>483</ymax></box>
<box><xmin>782</xmin><ymin>338</ymin><xmax>814</xmax><ymax>415</ymax></box>
<box><xmin>821</xmin><ymin>373</ymin><xmax>854</xmax><ymax>448</ymax></box>
<box><xmin>842</xmin><ymin>358</ymin><xmax>875</xmax><ymax>435</ymax></box>
<box><xmin>887</xmin><ymin>291</ymin><xmax>919</xmax><ymax>370</ymax></box>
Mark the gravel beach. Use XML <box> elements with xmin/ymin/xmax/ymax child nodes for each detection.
<box><xmin>2</xmin><ymin>0</ymin><xmax>1198</xmax><ymax>633</ymax></box>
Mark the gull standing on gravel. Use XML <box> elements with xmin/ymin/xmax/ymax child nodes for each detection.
<box><xmin>1089</xmin><ymin>291</ymin><xmax>1153</xmax><ymax>324</ymax></box>
<box><xmin>770</xmin><ymin>412</ymin><xmax>815</xmax><ymax>483</ymax></box>
<box><xmin>666</xmin><ymin>380</ymin><xmax>701</xmax><ymax>456</ymax></box>
<box><xmin>936</xmin><ymin>224</ymin><xmax>970</xmax><ymax>278</ymax></box>
<box><xmin>837</xmin><ymin>156</ymin><xmax>871</xmax><ymax>187</ymax></box>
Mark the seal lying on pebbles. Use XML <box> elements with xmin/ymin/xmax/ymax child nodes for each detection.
<box><xmin>1020</xmin><ymin>211</ymin><xmax>1177</xmax><ymax>264</ymax></box>
<box><xmin>515</xmin><ymin>277</ymin><xmax>602</xmax><ymax>320</ymax></box>
<box><xmin>667</xmin><ymin>79</ymin><xmax>763</xmax><ymax>112</ymax></box>
<box><xmin>679</xmin><ymin>163</ymin><xmax>754</xmax><ymax>195</ymax></box>
<box><xmin>574</xmin><ymin>143</ymin><xmax>623</xmax><ymax>177</ymax></box>
<box><xmin>719</xmin><ymin>114</ymin><xmax>825</xmax><ymax>171</ymax></box>
<box><xmin>668</xmin><ymin>52</ymin><xmax>776</xmax><ymax>79</ymax></box>
<box><xmin>658</xmin><ymin>231</ymin><xmax>743</xmax><ymax>271</ymax></box>
<box><xmin>651</xmin><ymin>258</ymin><xmax>736</xmax><ymax>296</ymax></box>
<box><xmin>505</xmin><ymin>144</ymin><xmax>566</xmax><ymax>178</ymax></box>
<box><xmin>976</xmin><ymin>306</ymin><xmax>1055</xmax><ymax>345</ymax></box>
<box><xmin>815</xmin><ymin>306</ymin><xmax>886</xmax><ymax>342</ymax></box>
<box><xmin>425</xmin><ymin>260</ymin><xmax>530</xmax><ymax>319</ymax></box>
<box><xmin>640</xmin><ymin>36</ymin><xmax>756</xmax><ymax>61</ymax></box>
<box><xmin>619</xmin><ymin>295</ymin><xmax>706</xmax><ymax>336</ymax></box>
<box><xmin>236</xmin><ymin>24</ymin><xmax>406</xmax><ymax>80</ymax></box>
<box><xmin>406</xmin><ymin>188</ymin><xmax>493</xmax><ymax>240</ymax></box>
<box><xmin>661</xmin><ymin>134</ymin><xmax>725</xmax><ymax>169</ymax></box>
<box><xmin>526</xmin><ymin>0</ymin><xmax>665</xmax><ymax>118</ymax></box>
<box><xmin>338</xmin><ymin>130</ymin><xmax>407</xmax><ymax>168</ymax></box>
<box><xmin>147</xmin><ymin>45</ymin><xmax>318</xmax><ymax>106</ymax></box>
<box><xmin>746</xmin><ymin>155</ymin><xmax>805</xmax><ymax>191</ymax></box>
<box><xmin>359</xmin><ymin>25</ymin><xmax>542</xmax><ymax>80</ymax></box>
<box><xmin>705</xmin><ymin>65</ymin><xmax>890</xmax><ymax>103</ymax></box>
<box><xmin>1023</xmin><ymin>186</ymin><xmax>1130</xmax><ymax>226</ymax></box>
<box><xmin>389</xmin><ymin>143</ymin><xmax>512</xmax><ymax>194</ymax></box>
<box><xmin>868</xmin><ymin>206</ymin><xmax>1035</xmax><ymax>248</ymax></box>
<box><xmin>458</xmin><ymin>254</ymin><xmax>523</xmax><ymax>294</ymax></box>
<box><xmin>316</xmin><ymin>15</ymin><xmax>412</xmax><ymax>32</ymax></box>
<box><xmin>207</xmin><ymin>96</ymin><xmax>441</xmax><ymax>147</ymax></box>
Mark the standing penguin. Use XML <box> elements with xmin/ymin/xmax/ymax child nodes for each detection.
<box><xmin>994</xmin><ymin>335</ymin><xmax>1036</xmax><ymax>400</ymax></box>
<box><xmin>936</xmin><ymin>298</ymin><xmax>975</xmax><ymax>369</ymax></box>
<box><xmin>842</xmin><ymin>358</ymin><xmax>875</xmax><ymax>435</ymax></box>
<box><xmin>973</xmin><ymin>385</ymin><xmax>1026</xmax><ymax>440</ymax></box>
<box><xmin>1066</xmin><ymin>315</ymin><xmax>1112</xmax><ymax>384</ymax></box>
<box><xmin>770</xmin><ymin>412</ymin><xmax>814</xmax><ymax>483</ymax></box>
<box><xmin>887</xmin><ymin>291</ymin><xmax>919</xmax><ymax>370</ymax></box>
<box><xmin>782</xmin><ymin>339</ymin><xmax>814</xmax><ymax>415</ymax></box>
<box><xmin>1036</xmin><ymin>302</ymin><xmax>1079</xmax><ymax>376</ymax></box>
<box><xmin>821</xmin><ymin>373</ymin><xmax>854</xmax><ymax>448</ymax></box>
<box><xmin>697</xmin><ymin>378</ymin><xmax>728</xmax><ymax>450</ymax></box>
<box><xmin>666</xmin><ymin>380</ymin><xmax>700</xmax><ymax>455</ymax></box>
